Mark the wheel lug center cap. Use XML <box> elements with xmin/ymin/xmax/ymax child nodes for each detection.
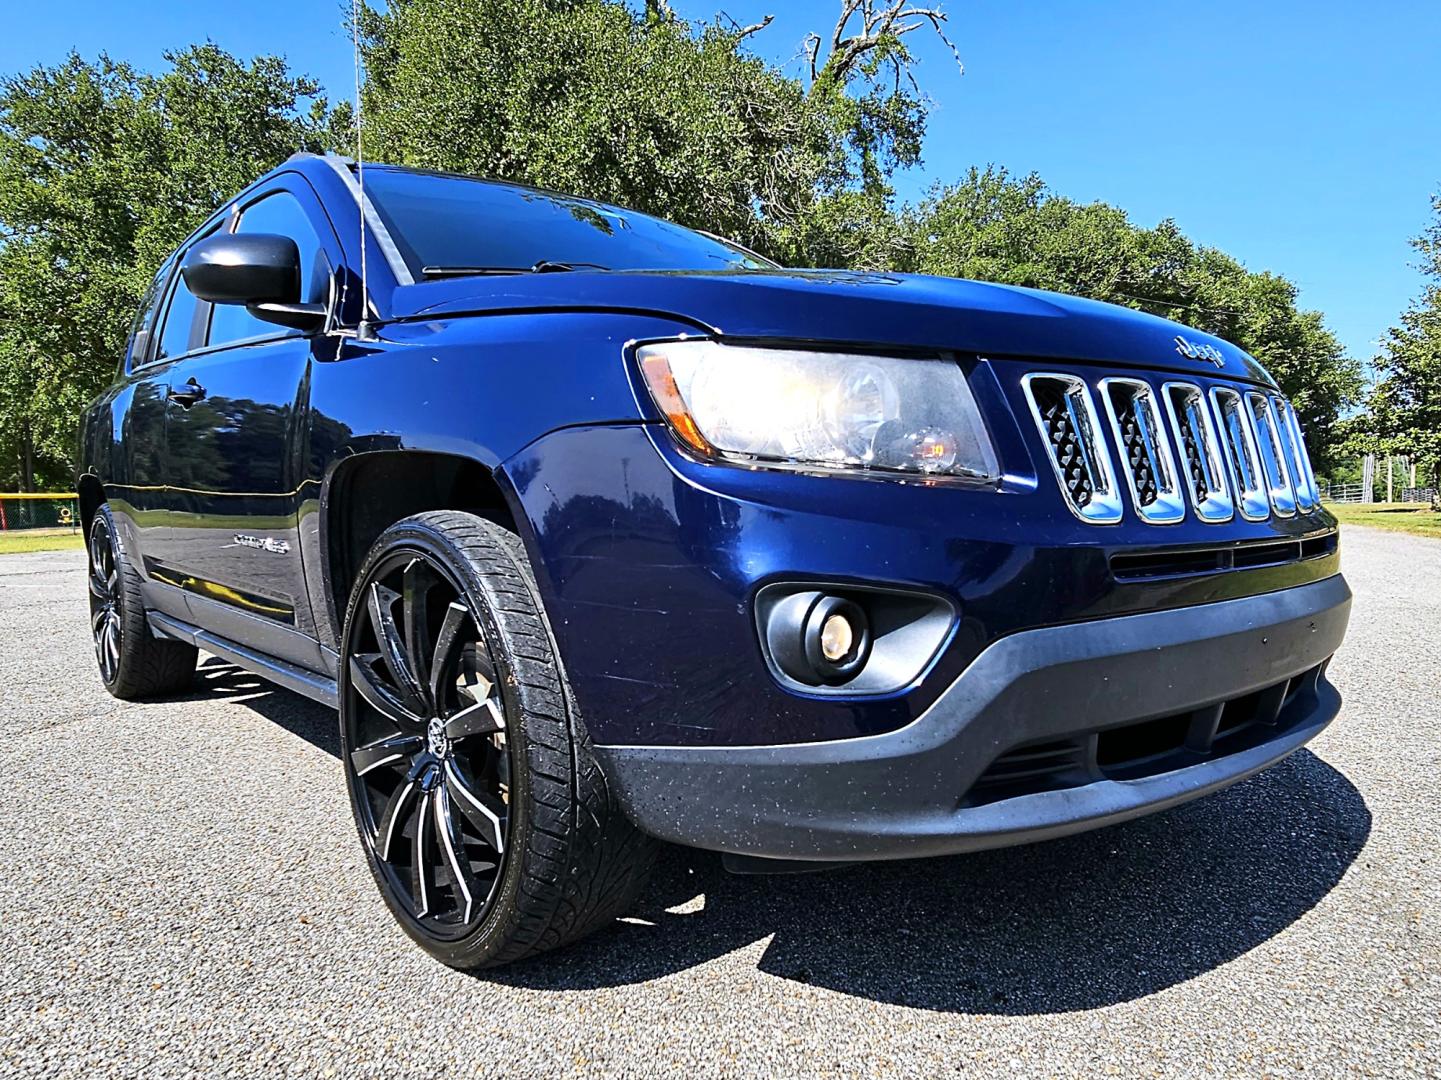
<box><xmin>426</xmin><ymin>717</ymin><xmax>449</xmax><ymax>759</ymax></box>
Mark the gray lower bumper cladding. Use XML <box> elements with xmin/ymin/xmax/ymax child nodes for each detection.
<box><xmin>594</xmin><ymin>575</ymin><xmax>1352</xmax><ymax>862</ymax></box>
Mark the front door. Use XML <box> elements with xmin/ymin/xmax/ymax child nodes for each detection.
<box><xmin>153</xmin><ymin>179</ymin><xmax>342</xmax><ymax>670</ymax></box>
<box><xmin>158</xmin><ymin>337</ymin><xmax>320</xmax><ymax>663</ymax></box>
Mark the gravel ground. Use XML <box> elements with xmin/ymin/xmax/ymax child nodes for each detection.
<box><xmin>0</xmin><ymin>525</ymin><xmax>1436</xmax><ymax>1078</ymax></box>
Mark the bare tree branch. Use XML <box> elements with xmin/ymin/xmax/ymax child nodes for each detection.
<box><xmin>832</xmin><ymin>0</ymin><xmax>865</xmax><ymax>54</ymax></box>
<box><xmin>813</xmin><ymin>1</ymin><xmax>962</xmax><ymax>87</ymax></box>
<box><xmin>803</xmin><ymin>32</ymin><xmax>823</xmax><ymax>82</ymax></box>
<box><xmin>731</xmin><ymin>14</ymin><xmax>775</xmax><ymax>42</ymax></box>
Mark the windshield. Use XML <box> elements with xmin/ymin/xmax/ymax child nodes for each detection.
<box><xmin>361</xmin><ymin>166</ymin><xmax>774</xmax><ymax>276</ymax></box>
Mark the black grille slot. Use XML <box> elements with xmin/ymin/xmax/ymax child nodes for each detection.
<box><xmin>1111</xmin><ymin>548</ymin><xmax>1228</xmax><ymax>580</ymax></box>
<box><xmin>1109</xmin><ymin>386</ymin><xmax>1159</xmax><ymax>507</ymax></box>
<box><xmin>1033</xmin><ymin>381</ymin><xmax>1096</xmax><ymax>509</ymax></box>
<box><xmin>1111</xmin><ymin>531</ymin><xmax>1336</xmax><ymax>581</ymax></box>
<box><xmin>1100</xmin><ymin>378</ymin><xmax>1185</xmax><ymax>523</ymax></box>
<box><xmin>1233</xmin><ymin>540</ymin><xmax>1300</xmax><ymax>568</ymax></box>
<box><xmin>1246</xmin><ymin>392</ymin><xmax>1298</xmax><ymax>517</ymax></box>
<box><xmin>962</xmin><ymin>665</ymin><xmax>1325</xmax><ymax>803</ymax></box>
<box><xmin>963</xmin><ymin>738</ymin><xmax>1087</xmax><ymax>805</ymax></box>
<box><xmin>1174</xmin><ymin>399</ymin><xmax>1210</xmax><ymax>503</ymax></box>
<box><xmin>1215</xmin><ymin>678</ymin><xmax>1291</xmax><ymax>740</ymax></box>
<box><xmin>1095</xmin><ymin>712</ymin><xmax>1192</xmax><ymax>769</ymax></box>
<box><xmin>1273</xmin><ymin>396</ymin><xmax>1320</xmax><ymax>511</ymax></box>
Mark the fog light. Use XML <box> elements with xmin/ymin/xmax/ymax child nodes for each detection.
<box><xmin>820</xmin><ymin>613</ymin><xmax>855</xmax><ymax>662</ymax></box>
<box><xmin>760</xmin><ymin>590</ymin><xmax>872</xmax><ymax>687</ymax></box>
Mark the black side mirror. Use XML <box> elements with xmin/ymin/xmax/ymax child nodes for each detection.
<box><xmin>181</xmin><ymin>233</ymin><xmax>326</xmax><ymax>333</ymax></box>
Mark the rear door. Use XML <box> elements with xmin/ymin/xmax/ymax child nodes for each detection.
<box><xmin>109</xmin><ymin>267</ymin><xmax>177</xmax><ymax>588</ymax></box>
<box><xmin>154</xmin><ymin>176</ymin><xmax>343</xmax><ymax>669</ymax></box>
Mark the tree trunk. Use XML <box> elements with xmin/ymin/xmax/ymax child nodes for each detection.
<box><xmin>19</xmin><ymin>425</ymin><xmax>35</xmax><ymax>493</ymax></box>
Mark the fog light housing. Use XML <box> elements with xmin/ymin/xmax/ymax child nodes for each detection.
<box><xmin>755</xmin><ymin>582</ymin><xmax>957</xmax><ymax>697</ymax></box>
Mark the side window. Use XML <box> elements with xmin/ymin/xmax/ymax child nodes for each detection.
<box><xmin>207</xmin><ymin>191</ymin><xmax>331</xmax><ymax>348</ymax></box>
<box><xmin>125</xmin><ymin>269</ymin><xmax>169</xmax><ymax>368</ymax></box>
<box><xmin>155</xmin><ymin>262</ymin><xmax>204</xmax><ymax>363</ymax></box>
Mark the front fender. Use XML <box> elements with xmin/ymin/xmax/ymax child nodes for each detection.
<box><xmin>307</xmin><ymin>311</ymin><xmax>695</xmax><ymax>469</ymax></box>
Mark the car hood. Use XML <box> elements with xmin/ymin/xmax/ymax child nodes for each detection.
<box><xmin>390</xmin><ymin>268</ymin><xmax>1274</xmax><ymax>385</ymax></box>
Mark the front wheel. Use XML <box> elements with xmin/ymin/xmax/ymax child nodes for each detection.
<box><xmin>339</xmin><ymin>510</ymin><xmax>654</xmax><ymax>969</ymax></box>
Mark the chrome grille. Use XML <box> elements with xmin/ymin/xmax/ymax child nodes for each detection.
<box><xmin>1021</xmin><ymin>368</ymin><xmax>1322</xmax><ymax>526</ymax></box>
<box><xmin>1160</xmin><ymin>382</ymin><xmax>1234</xmax><ymax>522</ymax></box>
<box><xmin>1020</xmin><ymin>374</ymin><xmax>1124</xmax><ymax>524</ymax></box>
<box><xmin>1099</xmin><ymin>378</ymin><xmax>1185</xmax><ymax>523</ymax></box>
<box><xmin>1245</xmin><ymin>391</ymin><xmax>1298</xmax><ymax>517</ymax></box>
<box><xmin>1210</xmin><ymin>387</ymin><xmax>1271</xmax><ymax>521</ymax></box>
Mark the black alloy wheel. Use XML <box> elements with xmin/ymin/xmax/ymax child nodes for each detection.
<box><xmin>88</xmin><ymin>514</ymin><xmax>123</xmax><ymax>684</ymax></box>
<box><xmin>344</xmin><ymin>549</ymin><xmax>512</xmax><ymax>936</ymax></box>
<box><xmin>340</xmin><ymin>512</ymin><xmax>654</xmax><ymax>968</ymax></box>
<box><xmin>85</xmin><ymin>504</ymin><xmax>197</xmax><ymax>700</ymax></box>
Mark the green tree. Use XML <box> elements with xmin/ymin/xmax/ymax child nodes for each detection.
<box><xmin>0</xmin><ymin>5</ymin><xmax>1367</xmax><ymax>486</ymax></box>
<box><xmin>0</xmin><ymin>45</ymin><xmax>338</xmax><ymax>488</ymax></box>
<box><xmin>901</xmin><ymin>168</ymin><xmax>1361</xmax><ymax>468</ymax></box>
<box><xmin>356</xmin><ymin>0</ymin><xmax>956</xmax><ymax>265</ymax></box>
<box><xmin>1352</xmin><ymin>192</ymin><xmax>1441</xmax><ymax>502</ymax></box>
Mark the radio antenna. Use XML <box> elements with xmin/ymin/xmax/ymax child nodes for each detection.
<box><xmin>351</xmin><ymin>0</ymin><xmax>373</xmax><ymax>339</ymax></box>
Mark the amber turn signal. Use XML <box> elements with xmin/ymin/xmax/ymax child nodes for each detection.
<box><xmin>639</xmin><ymin>352</ymin><xmax>713</xmax><ymax>454</ymax></box>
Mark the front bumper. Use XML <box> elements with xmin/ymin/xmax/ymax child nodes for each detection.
<box><xmin>593</xmin><ymin>574</ymin><xmax>1351</xmax><ymax>862</ymax></box>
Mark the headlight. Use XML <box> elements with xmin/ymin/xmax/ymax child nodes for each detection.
<box><xmin>636</xmin><ymin>341</ymin><xmax>999</xmax><ymax>482</ymax></box>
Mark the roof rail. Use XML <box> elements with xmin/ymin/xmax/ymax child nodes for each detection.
<box><xmin>285</xmin><ymin>150</ymin><xmax>359</xmax><ymax>166</ymax></box>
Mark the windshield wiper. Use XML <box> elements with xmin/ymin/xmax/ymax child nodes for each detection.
<box><xmin>421</xmin><ymin>260</ymin><xmax>609</xmax><ymax>278</ymax></box>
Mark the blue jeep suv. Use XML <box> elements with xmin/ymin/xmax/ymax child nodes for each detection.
<box><xmin>78</xmin><ymin>154</ymin><xmax>1351</xmax><ymax>968</ymax></box>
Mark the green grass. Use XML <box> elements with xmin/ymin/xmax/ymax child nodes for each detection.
<box><xmin>0</xmin><ymin>531</ymin><xmax>85</xmax><ymax>554</ymax></box>
<box><xmin>1327</xmin><ymin>501</ymin><xmax>1441</xmax><ymax>539</ymax></box>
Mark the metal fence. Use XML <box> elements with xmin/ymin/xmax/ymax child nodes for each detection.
<box><xmin>0</xmin><ymin>493</ymin><xmax>81</xmax><ymax>532</ymax></box>
<box><xmin>1318</xmin><ymin>483</ymin><xmax>1436</xmax><ymax>505</ymax></box>
<box><xmin>1318</xmin><ymin>482</ymin><xmax>1367</xmax><ymax>503</ymax></box>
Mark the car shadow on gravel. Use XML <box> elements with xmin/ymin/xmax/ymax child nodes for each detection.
<box><xmin>491</xmin><ymin>750</ymin><xmax>1370</xmax><ymax>1015</ymax></box>
<box><xmin>184</xmin><ymin>658</ymin><xmax>340</xmax><ymax>756</ymax></box>
<box><xmin>186</xmin><ymin>659</ymin><xmax>1369</xmax><ymax>1015</ymax></box>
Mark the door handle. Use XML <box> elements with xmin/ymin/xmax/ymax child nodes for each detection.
<box><xmin>167</xmin><ymin>378</ymin><xmax>206</xmax><ymax>408</ymax></box>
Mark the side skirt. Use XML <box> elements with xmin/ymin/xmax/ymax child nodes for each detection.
<box><xmin>148</xmin><ymin>610</ymin><xmax>339</xmax><ymax>710</ymax></box>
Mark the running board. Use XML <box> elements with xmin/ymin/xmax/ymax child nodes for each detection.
<box><xmin>147</xmin><ymin>611</ymin><xmax>339</xmax><ymax>709</ymax></box>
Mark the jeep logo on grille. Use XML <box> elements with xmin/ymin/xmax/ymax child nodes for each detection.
<box><xmin>1175</xmin><ymin>335</ymin><xmax>1226</xmax><ymax>367</ymax></box>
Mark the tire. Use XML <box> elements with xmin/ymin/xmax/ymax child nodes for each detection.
<box><xmin>87</xmin><ymin>504</ymin><xmax>197</xmax><ymax>700</ymax></box>
<box><xmin>338</xmin><ymin>510</ymin><xmax>655</xmax><ymax>969</ymax></box>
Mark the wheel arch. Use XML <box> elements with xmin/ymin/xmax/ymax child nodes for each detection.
<box><xmin>77</xmin><ymin>473</ymin><xmax>106</xmax><ymax>532</ymax></box>
<box><xmin>318</xmin><ymin>450</ymin><xmax>529</xmax><ymax>647</ymax></box>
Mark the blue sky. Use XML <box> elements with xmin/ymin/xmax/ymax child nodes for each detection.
<box><xmin>4</xmin><ymin>1</ymin><xmax>1439</xmax><ymax>366</ymax></box>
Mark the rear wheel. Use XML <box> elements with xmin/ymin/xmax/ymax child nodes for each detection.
<box><xmin>339</xmin><ymin>510</ymin><xmax>654</xmax><ymax>969</ymax></box>
<box><xmin>87</xmin><ymin>505</ymin><xmax>197</xmax><ymax>699</ymax></box>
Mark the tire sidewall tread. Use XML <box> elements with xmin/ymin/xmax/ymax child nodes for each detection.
<box><xmin>339</xmin><ymin>510</ymin><xmax>653</xmax><ymax>969</ymax></box>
